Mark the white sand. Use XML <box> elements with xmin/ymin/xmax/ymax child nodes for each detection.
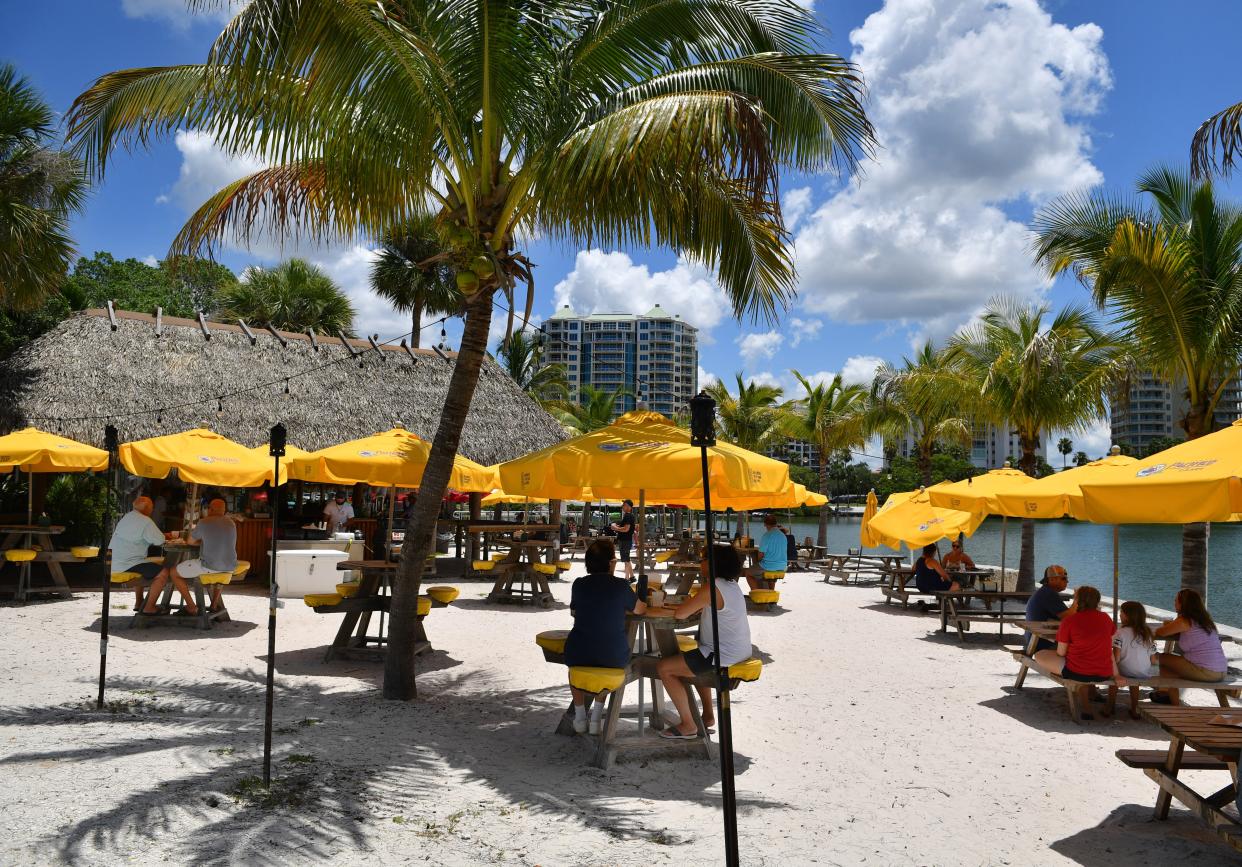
<box><xmin>1</xmin><ymin>565</ymin><xmax>1237</xmax><ymax>866</ymax></box>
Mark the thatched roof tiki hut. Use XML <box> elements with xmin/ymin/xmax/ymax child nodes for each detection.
<box><xmin>0</xmin><ymin>308</ymin><xmax>566</xmax><ymax>461</ymax></box>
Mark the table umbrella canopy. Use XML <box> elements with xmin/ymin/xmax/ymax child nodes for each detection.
<box><xmin>864</xmin><ymin>488</ymin><xmax>986</xmax><ymax>550</ymax></box>
<box><xmin>1078</xmin><ymin>419</ymin><xmax>1242</xmax><ymax>523</ymax></box>
<box><xmin>120</xmin><ymin>428</ymin><xmax>286</xmax><ymax>487</ymax></box>
<box><xmin>658</xmin><ymin>482</ymin><xmax>823</xmax><ymax>511</ymax></box>
<box><xmin>859</xmin><ymin>489</ymin><xmax>881</xmax><ymax>547</ymax></box>
<box><xmin>288</xmin><ymin>426</ymin><xmax>497</xmax><ymax>492</ymax></box>
<box><xmin>927</xmin><ymin>466</ymin><xmax>1033</xmax><ymax>515</ymax></box>
<box><xmin>0</xmin><ymin>428</ymin><xmax>109</xmax><ymax>473</ymax></box>
<box><xmin>497</xmin><ymin>410</ymin><xmax>791</xmax><ymax>501</ymax></box>
<box><xmin>992</xmin><ymin>452</ymin><xmax>1138</xmax><ymax>519</ymax></box>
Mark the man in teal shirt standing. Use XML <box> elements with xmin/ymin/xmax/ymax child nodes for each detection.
<box><xmin>749</xmin><ymin>513</ymin><xmax>788</xmax><ymax>591</ymax></box>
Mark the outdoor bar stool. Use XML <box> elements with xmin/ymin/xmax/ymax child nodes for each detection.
<box><xmin>568</xmin><ymin>666</ymin><xmax>625</xmax><ymax>695</ymax></box>
<box><xmin>748</xmin><ymin>589</ymin><xmax>780</xmax><ymax>611</ymax></box>
<box><xmin>676</xmin><ymin>635</ymin><xmax>698</xmax><ymax>653</ymax></box>
<box><xmin>6</xmin><ymin>548</ymin><xmax>38</xmax><ymax>601</ymax></box>
<box><xmin>426</xmin><ymin>585</ymin><xmax>459</xmax><ymax>606</ymax></box>
<box><xmin>196</xmin><ymin>571</ymin><xmax>234</xmax><ymax>630</ymax></box>
<box><xmin>536</xmin><ymin>629</ymin><xmax>569</xmax><ymax>663</ymax></box>
<box><xmin>416</xmin><ymin>595</ymin><xmax>433</xmax><ymax>617</ymax></box>
<box><xmin>305</xmin><ymin>593</ymin><xmax>342</xmax><ymax>607</ymax></box>
<box><xmin>70</xmin><ymin>546</ymin><xmax>100</xmax><ymax>560</ymax></box>
<box><xmin>472</xmin><ymin>559</ymin><xmax>497</xmax><ymax>574</ymax></box>
<box><xmin>533</xmin><ymin>563</ymin><xmax>558</xmax><ymax>576</ymax></box>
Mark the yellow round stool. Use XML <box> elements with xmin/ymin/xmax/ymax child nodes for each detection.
<box><xmin>4</xmin><ymin>549</ymin><xmax>36</xmax><ymax>563</ymax></box>
<box><xmin>533</xmin><ymin>563</ymin><xmax>558</xmax><ymax>576</ymax></box>
<box><xmin>416</xmin><ymin>595</ymin><xmax>432</xmax><ymax>617</ymax></box>
<box><xmin>676</xmin><ymin>635</ymin><xmax>699</xmax><ymax>653</ymax></box>
<box><xmin>472</xmin><ymin>560</ymin><xmax>497</xmax><ymax>571</ymax></box>
<box><xmin>762</xmin><ymin>571</ymin><xmax>786</xmax><ymax>581</ymax></box>
<box><xmin>749</xmin><ymin>589</ymin><xmax>780</xmax><ymax>607</ymax></box>
<box><xmin>535</xmin><ymin>629</ymin><xmax>569</xmax><ymax>655</ymax></box>
<box><xmin>232</xmin><ymin>560</ymin><xmax>251</xmax><ymax>580</ymax></box>
<box><xmin>426</xmin><ymin>586</ymin><xmax>459</xmax><ymax>605</ymax></box>
<box><xmin>335</xmin><ymin>582</ymin><xmax>361</xmax><ymax>598</ymax></box>
<box><xmin>568</xmin><ymin>666</ymin><xmax>626</xmax><ymax>694</ymax></box>
<box><xmin>728</xmin><ymin>658</ymin><xmax>763</xmax><ymax>682</ymax></box>
<box><xmin>304</xmin><ymin>593</ymin><xmax>342</xmax><ymax>607</ymax></box>
<box><xmin>110</xmin><ymin>571</ymin><xmax>143</xmax><ymax>585</ymax></box>
<box><xmin>71</xmin><ymin>546</ymin><xmax>100</xmax><ymax>560</ymax></box>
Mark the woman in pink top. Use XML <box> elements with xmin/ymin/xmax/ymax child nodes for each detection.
<box><xmin>1152</xmin><ymin>588</ymin><xmax>1227</xmax><ymax>705</ymax></box>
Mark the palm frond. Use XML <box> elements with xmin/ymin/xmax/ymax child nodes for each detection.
<box><xmin>1191</xmin><ymin>99</ymin><xmax>1242</xmax><ymax>179</ymax></box>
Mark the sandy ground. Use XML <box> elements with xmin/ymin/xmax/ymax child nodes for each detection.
<box><xmin>1</xmin><ymin>563</ymin><xmax>1238</xmax><ymax>867</ymax></box>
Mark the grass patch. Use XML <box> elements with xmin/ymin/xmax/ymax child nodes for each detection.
<box><xmin>284</xmin><ymin>753</ymin><xmax>315</xmax><ymax>765</ymax></box>
<box><xmin>231</xmin><ymin>774</ymin><xmax>314</xmax><ymax>809</ymax></box>
<box><xmin>208</xmin><ymin>747</ymin><xmax>235</xmax><ymax>756</ymax></box>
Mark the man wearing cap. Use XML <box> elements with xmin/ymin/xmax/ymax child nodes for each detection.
<box><xmin>610</xmin><ymin>499</ymin><xmax>636</xmax><ymax>580</ymax></box>
<box><xmin>1025</xmin><ymin>564</ymin><xmax>1076</xmax><ymax>650</ymax></box>
<box><xmin>323</xmin><ymin>491</ymin><xmax>355</xmax><ymax>535</ymax></box>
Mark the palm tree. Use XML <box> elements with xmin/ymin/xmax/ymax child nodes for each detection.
<box><xmin>1057</xmin><ymin>436</ymin><xmax>1073</xmax><ymax>469</ymax></box>
<box><xmin>555</xmin><ymin>385</ymin><xmax>632</xmax><ymax>434</ymax></box>
<box><xmin>1191</xmin><ymin>100</ymin><xmax>1242</xmax><ymax>178</ymax></box>
<box><xmin>217</xmin><ymin>258</ymin><xmax>356</xmax><ymax>335</ymax></box>
<box><xmin>66</xmin><ymin>0</ymin><xmax>873</xmax><ymax>700</ymax></box>
<box><xmin>1074</xmin><ymin>451</ymin><xmax>1090</xmax><ymax>467</ymax></box>
<box><xmin>370</xmin><ymin>216</ymin><xmax>459</xmax><ymax>348</ymax></box>
<box><xmin>781</xmin><ymin>372</ymin><xmax>870</xmax><ymax>548</ymax></box>
<box><xmin>1032</xmin><ymin>166</ymin><xmax>1242</xmax><ymax>597</ymax></box>
<box><xmin>706</xmin><ymin>372</ymin><xmax>783</xmax><ymax>536</ymax></box>
<box><xmin>495</xmin><ymin>329</ymin><xmax>568</xmax><ymax>406</ymax></box>
<box><xmin>945</xmin><ymin>299</ymin><xmax>1124</xmax><ymax>591</ymax></box>
<box><xmin>868</xmin><ymin>343</ymin><xmax>973</xmax><ymax>487</ymax></box>
<box><xmin>0</xmin><ymin>64</ymin><xmax>88</xmax><ymax>308</ymax></box>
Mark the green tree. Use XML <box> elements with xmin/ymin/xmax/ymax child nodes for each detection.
<box><xmin>495</xmin><ymin>329</ymin><xmax>568</xmax><ymax>406</ymax></box>
<box><xmin>1057</xmin><ymin>436</ymin><xmax>1073</xmax><ymax>469</ymax></box>
<box><xmin>0</xmin><ymin>64</ymin><xmax>88</xmax><ymax>309</ymax></box>
<box><xmin>946</xmin><ymin>299</ymin><xmax>1124</xmax><ymax>590</ymax></box>
<box><xmin>706</xmin><ymin>372</ymin><xmax>783</xmax><ymax>536</ymax></box>
<box><xmin>1032</xmin><ymin>166</ymin><xmax>1242</xmax><ymax>597</ymax></box>
<box><xmin>66</xmin><ymin>0</ymin><xmax>873</xmax><ymax>700</ymax></box>
<box><xmin>1191</xmin><ymin>100</ymin><xmax>1242</xmax><ymax>178</ymax></box>
<box><xmin>0</xmin><ymin>292</ymin><xmax>71</xmax><ymax>358</ymax></box>
<box><xmin>1141</xmin><ymin>435</ymin><xmax>1183</xmax><ymax>458</ymax></box>
<box><xmin>217</xmin><ymin>258</ymin><xmax>355</xmax><ymax>335</ymax></box>
<box><xmin>781</xmin><ymin>372</ymin><xmax>871</xmax><ymax>548</ymax></box>
<box><xmin>1073</xmin><ymin>450</ymin><xmax>1090</xmax><ymax>467</ymax></box>
<box><xmin>554</xmin><ymin>384</ymin><xmax>632</xmax><ymax>434</ymax></box>
<box><xmin>869</xmin><ymin>342</ymin><xmax>974</xmax><ymax>487</ymax></box>
<box><xmin>370</xmin><ymin>216</ymin><xmax>460</xmax><ymax>347</ymax></box>
<box><xmin>163</xmin><ymin>255</ymin><xmax>239</xmax><ymax>312</ymax></box>
<box><xmin>66</xmin><ymin>252</ymin><xmax>192</xmax><ymax>317</ymax></box>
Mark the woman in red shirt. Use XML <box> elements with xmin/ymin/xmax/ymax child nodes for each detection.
<box><xmin>1033</xmin><ymin>585</ymin><xmax>1118</xmax><ymax>721</ymax></box>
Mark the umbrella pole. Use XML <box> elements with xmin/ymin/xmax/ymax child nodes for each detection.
<box><xmin>999</xmin><ymin>516</ymin><xmax>1007</xmax><ymax>591</ymax></box>
<box><xmin>637</xmin><ymin>489</ymin><xmax>646</xmax><ymax>736</ymax></box>
<box><xmin>1112</xmin><ymin>524</ymin><xmax>1120</xmax><ymax>625</ymax></box>
<box><xmin>96</xmin><ymin>426</ymin><xmax>119</xmax><ymax>710</ymax></box>
<box><xmin>263</xmin><ymin>424</ymin><xmax>286</xmax><ymax>788</ymax></box>
<box><xmin>380</xmin><ymin>485</ymin><xmax>395</xmax><ymax>641</ymax></box>
<box><xmin>26</xmin><ymin>469</ymin><xmax>33</xmax><ymax>524</ymax></box>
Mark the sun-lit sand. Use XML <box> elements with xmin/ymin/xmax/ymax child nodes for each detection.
<box><xmin>1</xmin><ymin>563</ymin><xmax>1237</xmax><ymax>866</ymax></box>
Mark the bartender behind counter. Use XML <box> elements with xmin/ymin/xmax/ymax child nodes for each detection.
<box><xmin>323</xmin><ymin>491</ymin><xmax>355</xmax><ymax>534</ymax></box>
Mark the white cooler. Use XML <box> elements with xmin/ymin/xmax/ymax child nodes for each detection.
<box><xmin>274</xmin><ymin>549</ymin><xmax>350</xmax><ymax>599</ymax></box>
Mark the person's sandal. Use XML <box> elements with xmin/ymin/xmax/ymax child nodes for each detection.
<box><xmin>659</xmin><ymin>728</ymin><xmax>697</xmax><ymax>740</ymax></box>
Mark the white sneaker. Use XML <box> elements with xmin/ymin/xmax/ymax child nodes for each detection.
<box><xmin>572</xmin><ymin>717</ymin><xmax>587</xmax><ymax>734</ymax></box>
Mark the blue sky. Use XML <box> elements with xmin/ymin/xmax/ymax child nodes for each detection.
<box><xmin>6</xmin><ymin>0</ymin><xmax>1242</xmax><ymax>457</ymax></box>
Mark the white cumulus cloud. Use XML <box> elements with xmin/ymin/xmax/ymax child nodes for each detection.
<box><xmin>789</xmin><ymin>316</ymin><xmax>822</xmax><ymax>347</ymax></box>
<box><xmin>793</xmin><ymin>0</ymin><xmax>1110</xmax><ymax>325</ymax></box>
<box><xmin>697</xmin><ymin>366</ymin><xmax>719</xmax><ymax>388</ymax></box>
<box><xmin>122</xmin><ymin>0</ymin><xmax>245</xmax><ymax>29</ymax></box>
<box><xmin>737</xmin><ymin>330</ymin><xmax>782</xmax><ymax>363</ymax></box>
<box><xmin>841</xmin><ymin>354</ymin><xmax>885</xmax><ymax>387</ymax></box>
<box><xmin>551</xmin><ymin>249</ymin><xmax>732</xmax><ymax>340</ymax></box>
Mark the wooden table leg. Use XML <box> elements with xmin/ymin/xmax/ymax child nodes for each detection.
<box><xmin>592</xmin><ymin>620</ymin><xmax>640</xmax><ymax>769</ymax></box>
<box><xmin>325</xmin><ymin>571</ymin><xmax>380</xmax><ymax>661</ymax></box>
<box><xmin>1014</xmin><ymin>633</ymin><xmax>1038</xmax><ymax>689</ymax></box>
<box><xmin>1154</xmin><ymin>736</ymin><xmax>1186</xmax><ymax>820</ymax></box>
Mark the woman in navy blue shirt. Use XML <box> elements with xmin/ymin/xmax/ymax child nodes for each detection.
<box><xmin>565</xmin><ymin>538</ymin><xmax>647</xmax><ymax>733</ymax></box>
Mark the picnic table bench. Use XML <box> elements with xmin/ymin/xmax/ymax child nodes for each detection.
<box><xmin>1</xmin><ymin>524</ymin><xmax>80</xmax><ymax>600</ymax></box>
<box><xmin>129</xmin><ymin>540</ymin><xmax>249</xmax><ymax>631</ymax></box>
<box><xmin>818</xmin><ymin>551</ymin><xmax>905</xmax><ymax>585</ymax></box>
<box><xmin>304</xmin><ymin>559</ymin><xmax>438</xmax><ymax>661</ymax></box>
<box><xmin>936</xmin><ymin>588</ymin><xmax>1033</xmax><ymax>641</ymax></box>
<box><xmin>1010</xmin><ymin>625</ymin><xmax>1241</xmax><ymax>722</ymax></box>
<box><xmin>1121</xmin><ymin>705</ymin><xmax>1242</xmax><ymax>855</ymax></box>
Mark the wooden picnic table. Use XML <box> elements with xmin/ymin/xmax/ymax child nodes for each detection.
<box><xmin>1</xmin><ymin>524</ymin><xmax>78</xmax><ymax>600</ymax></box>
<box><xmin>304</xmin><ymin>559</ymin><xmax>435</xmax><ymax>661</ymax></box>
<box><xmin>588</xmin><ymin>604</ymin><xmax>713</xmax><ymax>769</ymax></box>
<box><xmin>819</xmin><ymin>552</ymin><xmax>907</xmax><ymax>585</ymax></box>
<box><xmin>131</xmin><ymin>539</ymin><xmax>236</xmax><ymax>631</ymax></box>
<box><xmin>1127</xmin><ymin>705</ymin><xmax>1242</xmax><ymax>854</ymax></box>
<box><xmin>484</xmin><ymin>537</ymin><xmax>558</xmax><ymax>607</ymax></box>
<box><xmin>665</xmin><ymin>561</ymin><xmax>702</xmax><ymax>595</ymax></box>
<box><xmin>936</xmin><ymin>589</ymin><xmax>1036</xmax><ymax>641</ymax></box>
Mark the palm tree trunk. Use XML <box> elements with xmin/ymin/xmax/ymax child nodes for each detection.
<box><xmin>817</xmin><ymin>450</ymin><xmax>829</xmax><ymax>549</ymax></box>
<box><xmin>411</xmin><ymin>306</ymin><xmax>422</xmax><ymax>348</ymax></box>
<box><xmin>918</xmin><ymin>445</ymin><xmax>932</xmax><ymax>488</ymax></box>
<box><xmin>384</xmin><ymin>290</ymin><xmax>493</xmax><ymax>700</ymax></box>
<box><xmin>1181</xmin><ymin>522</ymin><xmax>1209</xmax><ymax>598</ymax></box>
<box><xmin>1017</xmin><ymin>440</ymin><xmax>1038</xmax><ymax>591</ymax></box>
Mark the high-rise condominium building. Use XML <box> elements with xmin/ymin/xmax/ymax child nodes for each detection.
<box><xmin>540</xmin><ymin>304</ymin><xmax>699</xmax><ymax>418</ymax></box>
<box><xmin>1111</xmin><ymin>372</ymin><xmax>1242</xmax><ymax>451</ymax></box>
<box><xmin>895</xmin><ymin>419</ymin><xmax>1038</xmax><ymax>470</ymax></box>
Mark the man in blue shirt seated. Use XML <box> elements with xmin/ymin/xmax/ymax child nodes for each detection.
<box><xmin>748</xmin><ymin>513</ymin><xmax>788</xmax><ymax>591</ymax></box>
<box><xmin>1025</xmin><ymin>564</ymin><xmax>1076</xmax><ymax>650</ymax></box>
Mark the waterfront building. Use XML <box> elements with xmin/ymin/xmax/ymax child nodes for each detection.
<box><xmin>894</xmin><ymin>419</ymin><xmax>1039</xmax><ymax>471</ymax></box>
<box><xmin>1111</xmin><ymin>372</ymin><xmax>1242</xmax><ymax>451</ymax></box>
<box><xmin>540</xmin><ymin>304</ymin><xmax>699</xmax><ymax>418</ymax></box>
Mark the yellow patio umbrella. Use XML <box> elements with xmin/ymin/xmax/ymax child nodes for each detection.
<box><xmin>119</xmin><ymin>428</ymin><xmax>286</xmax><ymax>488</ymax></box>
<box><xmin>481</xmin><ymin>490</ymin><xmax>550</xmax><ymax>505</ymax></box>
<box><xmin>1078</xmin><ymin>419</ymin><xmax>1242</xmax><ymax>524</ymax></box>
<box><xmin>859</xmin><ymin>489</ymin><xmax>881</xmax><ymax>547</ymax></box>
<box><xmin>289</xmin><ymin>426</ymin><xmax>497</xmax><ymax>492</ymax></box>
<box><xmin>654</xmin><ymin>482</ymin><xmax>818</xmax><ymax>511</ymax></box>
<box><xmin>248</xmin><ymin>442</ymin><xmax>315</xmax><ymax>468</ymax></box>
<box><xmin>0</xmin><ymin>427</ymin><xmax>109</xmax><ymax>475</ymax></box>
<box><xmin>993</xmin><ymin>451</ymin><xmax>1138</xmax><ymax>520</ymax></box>
<box><xmin>864</xmin><ymin>488</ymin><xmax>986</xmax><ymax>550</ymax></box>
<box><xmin>926</xmin><ymin>465</ymin><xmax>1034</xmax><ymax>514</ymax></box>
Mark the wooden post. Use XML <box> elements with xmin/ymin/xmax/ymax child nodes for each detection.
<box><xmin>468</xmin><ymin>492</ymin><xmax>482</xmax><ymax>561</ymax></box>
<box><xmin>549</xmin><ymin>498</ymin><xmax>563</xmax><ymax>560</ymax></box>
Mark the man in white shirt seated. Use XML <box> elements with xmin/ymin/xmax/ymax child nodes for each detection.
<box><xmin>323</xmin><ymin>491</ymin><xmax>355</xmax><ymax>534</ymax></box>
<box><xmin>109</xmin><ymin>495</ymin><xmax>177</xmax><ymax>611</ymax></box>
<box><xmin>167</xmin><ymin>498</ymin><xmax>239</xmax><ymax>613</ymax></box>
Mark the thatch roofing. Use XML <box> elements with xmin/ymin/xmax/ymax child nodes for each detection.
<box><xmin>0</xmin><ymin>308</ymin><xmax>566</xmax><ymax>464</ymax></box>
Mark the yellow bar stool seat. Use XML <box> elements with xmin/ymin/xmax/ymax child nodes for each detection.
<box><xmin>533</xmin><ymin>563</ymin><xmax>558</xmax><ymax>575</ymax></box>
<box><xmin>555</xmin><ymin>561</ymin><xmax>572</xmax><ymax>571</ymax></box>
<box><xmin>335</xmin><ymin>582</ymin><xmax>360</xmax><ymax>598</ymax></box>
<box><xmin>676</xmin><ymin>635</ymin><xmax>699</xmax><ymax>653</ymax></box>
<box><xmin>304</xmin><ymin>593</ymin><xmax>342</xmax><ymax>607</ymax></box>
<box><xmin>654</xmin><ymin>550</ymin><xmax>677</xmax><ymax>563</ymax></box>
<box><xmin>71</xmin><ymin>546</ymin><xmax>100</xmax><ymax>559</ymax></box>
<box><xmin>489</xmin><ymin>553</ymin><xmax>508</xmax><ymax>562</ymax></box>
<box><xmin>569</xmin><ymin>666</ymin><xmax>625</xmax><ymax>693</ymax></box>
<box><xmin>110</xmin><ymin>571</ymin><xmax>143</xmax><ymax>584</ymax></box>
<box><xmin>416</xmin><ymin>595</ymin><xmax>432</xmax><ymax>617</ymax></box>
<box><xmin>749</xmin><ymin>589</ymin><xmax>780</xmax><ymax>605</ymax></box>
<box><xmin>232</xmin><ymin>560</ymin><xmax>250</xmax><ymax>579</ymax></box>
<box><xmin>728</xmin><ymin>657</ymin><xmax>763</xmax><ymax>682</ymax></box>
<box><xmin>426</xmin><ymin>586</ymin><xmax>459</xmax><ymax>605</ymax></box>
<box><xmin>535</xmin><ymin>629</ymin><xmax>570</xmax><ymax>654</ymax></box>
<box><xmin>200</xmin><ymin>572</ymin><xmax>232</xmax><ymax>586</ymax></box>
<box><xmin>5</xmin><ymin>549</ymin><xmax>37</xmax><ymax>563</ymax></box>
<box><xmin>472</xmin><ymin>560</ymin><xmax>497</xmax><ymax>571</ymax></box>
<box><xmin>762</xmin><ymin>571</ymin><xmax>786</xmax><ymax>580</ymax></box>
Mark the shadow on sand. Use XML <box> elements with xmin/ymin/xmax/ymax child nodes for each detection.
<box><xmin>1050</xmin><ymin>803</ymin><xmax>1239</xmax><ymax>865</ymax></box>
